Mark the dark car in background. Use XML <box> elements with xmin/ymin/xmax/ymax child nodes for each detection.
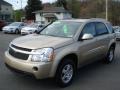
<box><xmin>113</xmin><ymin>26</ymin><xmax>120</xmax><ymax>40</ymax></box>
<box><xmin>0</xmin><ymin>20</ymin><xmax>6</xmax><ymax>31</ymax></box>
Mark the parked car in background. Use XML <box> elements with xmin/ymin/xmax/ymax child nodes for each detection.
<box><xmin>2</xmin><ymin>22</ymin><xmax>26</xmax><ymax>34</ymax></box>
<box><xmin>0</xmin><ymin>20</ymin><xmax>6</xmax><ymax>31</ymax></box>
<box><xmin>5</xmin><ymin>19</ymin><xmax>116</xmax><ymax>87</ymax></box>
<box><xmin>21</xmin><ymin>23</ymin><xmax>45</xmax><ymax>35</ymax></box>
<box><xmin>113</xmin><ymin>26</ymin><xmax>120</xmax><ymax>40</ymax></box>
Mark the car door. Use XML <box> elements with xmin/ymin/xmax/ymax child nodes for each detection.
<box><xmin>95</xmin><ymin>22</ymin><xmax>111</xmax><ymax>57</ymax></box>
<box><xmin>78</xmin><ymin>22</ymin><xmax>99</xmax><ymax>65</ymax></box>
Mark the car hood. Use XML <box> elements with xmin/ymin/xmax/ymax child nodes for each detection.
<box><xmin>4</xmin><ymin>26</ymin><xmax>18</xmax><ymax>29</ymax></box>
<box><xmin>22</xmin><ymin>27</ymin><xmax>36</xmax><ymax>31</ymax></box>
<box><xmin>11</xmin><ymin>34</ymin><xmax>74</xmax><ymax>49</ymax></box>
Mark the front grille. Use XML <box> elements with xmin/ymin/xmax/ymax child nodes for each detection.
<box><xmin>11</xmin><ymin>44</ymin><xmax>32</xmax><ymax>52</ymax></box>
<box><xmin>9</xmin><ymin>47</ymin><xmax>29</xmax><ymax>60</ymax></box>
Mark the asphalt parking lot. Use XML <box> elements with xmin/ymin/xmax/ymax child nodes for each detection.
<box><xmin>0</xmin><ymin>32</ymin><xmax>120</xmax><ymax>90</ymax></box>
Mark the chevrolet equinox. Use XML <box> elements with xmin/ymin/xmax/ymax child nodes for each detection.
<box><xmin>5</xmin><ymin>18</ymin><xmax>116</xmax><ymax>87</ymax></box>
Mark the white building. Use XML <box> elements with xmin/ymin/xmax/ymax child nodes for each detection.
<box><xmin>0</xmin><ymin>0</ymin><xmax>13</xmax><ymax>21</ymax></box>
<box><xmin>34</xmin><ymin>7</ymin><xmax>72</xmax><ymax>25</ymax></box>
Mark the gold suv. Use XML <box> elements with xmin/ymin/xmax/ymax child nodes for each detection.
<box><xmin>5</xmin><ymin>18</ymin><xmax>116</xmax><ymax>87</ymax></box>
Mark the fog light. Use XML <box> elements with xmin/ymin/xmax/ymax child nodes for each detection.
<box><xmin>33</xmin><ymin>67</ymin><xmax>38</xmax><ymax>71</ymax></box>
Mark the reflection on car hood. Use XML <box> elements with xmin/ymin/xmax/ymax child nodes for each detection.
<box><xmin>3</xmin><ymin>26</ymin><xmax>18</xmax><ymax>29</ymax></box>
<box><xmin>11</xmin><ymin>34</ymin><xmax>74</xmax><ymax>49</ymax></box>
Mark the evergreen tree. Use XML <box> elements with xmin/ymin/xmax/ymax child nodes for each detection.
<box><xmin>25</xmin><ymin>0</ymin><xmax>42</xmax><ymax>20</ymax></box>
<box><xmin>56</xmin><ymin>0</ymin><xmax>80</xmax><ymax>18</ymax></box>
<box><xmin>68</xmin><ymin>0</ymin><xmax>80</xmax><ymax>18</ymax></box>
<box><xmin>57</xmin><ymin>0</ymin><xmax>68</xmax><ymax>10</ymax></box>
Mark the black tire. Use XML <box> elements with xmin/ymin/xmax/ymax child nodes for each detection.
<box><xmin>116</xmin><ymin>38</ymin><xmax>120</xmax><ymax>41</ymax></box>
<box><xmin>15</xmin><ymin>29</ymin><xmax>19</xmax><ymax>34</ymax></box>
<box><xmin>55</xmin><ymin>59</ymin><xmax>76</xmax><ymax>87</ymax></box>
<box><xmin>4</xmin><ymin>32</ymin><xmax>7</xmax><ymax>34</ymax></box>
<box><xmin>34</xmin><ymin>30</ymin><xmax>37</xmax><ymax>33</ymax></box>
<box><xmin>105</xmin><ymin>47</ymin><xmax>115</xmax><ymax>64</ymax></box>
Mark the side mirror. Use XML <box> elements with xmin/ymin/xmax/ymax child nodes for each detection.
<box><xmin>39</xmin><ymin>25</ymin><xmax>43</xmax><ymax>28</ymax></box>
<box><xmin>81</xmin><ymin>34</ymin><xmax>94</xmax><ymax>40</ymax></box>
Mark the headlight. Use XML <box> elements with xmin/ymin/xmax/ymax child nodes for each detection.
<box><xmin>31</xmin><ymin>48</ymin><xmax>54</xmax><ymax>62</ymax></box>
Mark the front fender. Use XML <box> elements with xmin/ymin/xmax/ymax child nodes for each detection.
<box><xmin>49</xmin><ymin>45</ymin><xmax>78</xmax><ymax>77</ymax></box>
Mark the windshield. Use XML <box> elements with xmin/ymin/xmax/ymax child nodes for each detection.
<box><xmin>27</xmin><ymin>23</ymin><xmax>39</xmax><ymax>28</ymax></box>
<box><xmin>40</xmin><ymin>21</ymin><xmax>82</xmax><ymax>38</ymax></box>
<box><xmin>9</xmin><ymin>22</ymin><xmax>21</xmax><ymax>26</ymax></box>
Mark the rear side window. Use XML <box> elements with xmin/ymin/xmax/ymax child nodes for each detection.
<box><xmin>81</xmin><ymin>23</ymin><xmax>96</xmax><ymax>36</ymax></box>
<box><xmin>96</xmin><ymin>22</ymin><xmax>108</xmax><ymax>35</ymax></box>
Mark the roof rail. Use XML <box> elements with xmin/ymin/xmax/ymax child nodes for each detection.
<box><xmin>90</xmin><ymin>18</ymin><xmax>106</xmax><ymax>20</ymax></box>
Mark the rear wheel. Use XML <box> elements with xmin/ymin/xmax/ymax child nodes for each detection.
<box><xmin>15</xmin><ymin>29</ymin><xmax>19</xmax><ymax>34</ymax></box>
<box><xmin>55</xmin><ymin>59</ymin><xmax>76</xmax><ymax>87</ymax></box>
<box><xmin>105</xmin><ymin>47</ymin><xmax>115</xmax><ymax>63</ymax></box>
<box><xmin>4</xmin><ymin>32</ymin><xmax>7</xmax><ymax>34</ymax></box>
<box><xmin>34</xmin><ymin>30</ymin><xmax>37</xmax><ymax>33</ymax></box>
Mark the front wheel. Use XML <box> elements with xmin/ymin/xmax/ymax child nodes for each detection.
<box><xmin>105</xmin><ymin>47</ymin><xmax>115</xmax><ymax>63</ymax></box>
<box><xmin>55</xmin><ymin>59</ymin><xmax>76</xmax><ymax>87</ymax></box>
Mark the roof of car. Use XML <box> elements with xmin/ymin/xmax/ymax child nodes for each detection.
<box><xmin>60</xmin><ymin>18</ymin><xmax>108</xmax><ymax>23</ymax></box>
<box><xmin>12</xmin><ymin>22</ymin><xmax>23</xmax><ymax>24</ymax></box>
<box><xmin>113</xmin><ymin>26</ymin><xmax>120</xmax><ymax>28</ymax></box>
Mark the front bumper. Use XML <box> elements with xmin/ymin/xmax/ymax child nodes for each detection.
<box><xmin>21</xmin><ymin>31</ymin><xmax>34</xmax><ymax>35</ymax></box>
<box><xmin>5</xmin><ymin>51</ymin><xmax>53</xmax><ymax>79</ymax></box>
<box><xmin>3</xmin><ymin>30</ymin><xmax>15</xmax><ymax>33</ymax></box>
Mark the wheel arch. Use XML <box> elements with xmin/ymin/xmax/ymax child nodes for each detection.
<box><xmin>109</xmin><ymin>43</ymin><xmax>116</xmax><ymax>49</ymax></box>
<box><xmin>54</xmin><ymin>53</ymin><xmax>78</xmax><ymax>76</ymax></box>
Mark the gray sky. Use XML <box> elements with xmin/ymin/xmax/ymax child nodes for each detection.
<box><xmin>4</xmin><ymin>0</ymin><xmax>56</xmax><ymax>10</ymax></box>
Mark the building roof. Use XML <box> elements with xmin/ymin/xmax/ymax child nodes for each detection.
<box><xmin>34</xmin><ymin>7</ymin><xmax>69</xmax><ymax>13</ymax></box>
<box><xmin>0</xmin><ymin>0</ymin><xmax>12</xmax><ymax>6</ymax></box>
<box><xmin>43</xmin><ymin>14</ymin><xmax>56</xmax><ymax>18</ymax></box>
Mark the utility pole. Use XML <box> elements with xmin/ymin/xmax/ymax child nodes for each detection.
<box><xmin>106</xmin><ymin>0</ymin><xmax>108</xmax><ymax>21</ymax></box>
<box><xmin>20</xmin><ymin>0</ymin><xmax>23</xmax><ymax>22</ymax></box>
<box><xmin>20</xmin><ymin>0</ymin><xmax>23</xmax><ymax>10</ymax></box>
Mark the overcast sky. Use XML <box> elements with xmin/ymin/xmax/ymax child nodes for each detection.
<box><xmin>4</xmin><ymin>0</ymin><xmax>56</xmax><ymax>10</ymax></box>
